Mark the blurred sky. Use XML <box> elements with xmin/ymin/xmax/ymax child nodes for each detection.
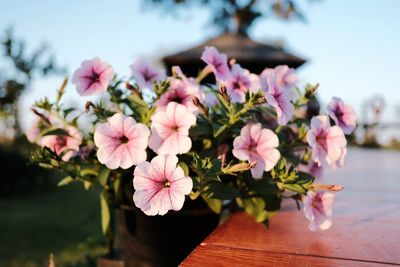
<box><xmin>1</xmin><ymin>0</ymin><xmax>400</xmax><ymax>130</ymax></box>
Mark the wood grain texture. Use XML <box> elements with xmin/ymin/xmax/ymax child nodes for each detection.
<box><xmin>181</xmin><ymin>148</ymin><xmax>400</xmax><ymax>266</ymax></box>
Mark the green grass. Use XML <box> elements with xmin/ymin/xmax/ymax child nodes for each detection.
<box><xmin>0</xmin><ymin>182</ymin><xmax>107</xmax><ymax>267</ymax></box>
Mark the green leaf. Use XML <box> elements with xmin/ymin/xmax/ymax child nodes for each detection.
<box><xmin>207</xmin><ymin>159</ymin><xmax>222</xmax><ymax>177</ymax></box>
<box><xmin>83</xmin><ymin>180</ymin><xmax>93</xmax><ymax>190</ymax></box>
<box><xmin>213</xmin><ymin>124</ymin><xmax>228</xmax><ymax>138</ymax></box>
<box><xmin>98</xmin><ymin>166</ymin><xmax>111</xmax><ymax>187</ymax></box>
<box><xmin>283</xmin><ymin>183</ymin><xmax>306</xmax><ymax>194</ymax></box>
<box><xmin>297</xmin><ymin>171</ymin><xmax>315</xmax><ymax>184</ymax></box>
<box><xmin>113</xmin><ymin>176</ymin><xmax>121</xmax><ymax>195</ymax></box>
<box><xmin>63</xmin><ymin>108</ymin><xmax>75</xmax><ymax>117</ymax></box>
<box><xmin>126</xmin><ymin>93</ymin><xmax>148</xmax><ymax>108</ymax></box>
<box><xmin>80</xmin><ymin>168</ymin><xmax>98</xmax><ymax>178</ymax></box>
<box><xmin>202</xmin><ymin>195</ymin><xmax>222</xmax><ymax>214</ymax></box>
<box><xmin>178</xmin><ymin>162</ymin><xmax>190</xmax><ymax>177</ymax></box>
<box><xmin>38</xmin><ymin>163</ymin><xmax>53</xmax><ymax>169</ymax></box>
<box><xmin>248</xmin><ymin>179</ymin><xmax>280</xmax><ymax>196</ymax></box>
<box><xmin>236</xmin><ymin>197</ymin><xmax>275</xmax><ymax>223</ymax></box>
<box><xmin>57</xmin><ymin>176</ymin><xmax>74</xmax><ymax>187</ymax></box>
<box><xmin>203</xmin><ymin>182</ymin><xmax>240</xmax><ymax>200</ymax></box>
<box><xmin>41</xmin><ymin>128</ymin><xmax>70</xmax><ymax>137</ymax></box>
<box><xmin>100</xmin><ymin>191</ymin><xmax>111</xmax><ymax>235</ymax></box>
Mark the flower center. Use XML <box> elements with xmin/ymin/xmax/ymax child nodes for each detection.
<box><xmin>164</xmin><ymin>181</ymin><xmax>171</xmax><ymax>187</ymax></box>
<box><xmin>120</xmin><ymin>135</ymin><xmax>129</xmax><ymax>144</ymax></box>
<box><xmin>88</xmin><ymin>72</ymin><xmax>100</xmax><ymax>83</ymax></box>
<box><xmin>316</xmin><ymin>133</ymin><xmax>328</xmax><ymax>152</ymax></box>
<box><xmin>168</xmin><ymin>95</ymin><xmax>183</xmax><ymax>104</ymax></box>
<box><xmin>55</xmin><ymin>135</ymin><xmax>67</xmax><ymax>147</ymax></box>
<box><xmin>249</xmin><ymin>144</ymin><xmax>257</xmax><ymax>152</ymax></box>
<box><xmin>334</xmin><ymin>107</ymin><xmax>344</xmax><ymax>120</ymax></box>
<box><xmin>143</xmin><ymin>69</ymin><xmax>157</xmax><ymax>82</ymax></box>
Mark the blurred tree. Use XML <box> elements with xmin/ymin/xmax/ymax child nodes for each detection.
<box><xmin>0</xmin><ymin>27</ymin><xmax>64</xmax><ymax>143</ymax></box>
<box><xmin>145</xmin><ymin>0</ymin><xmax>311</xmax><ymax>36</ymax></box>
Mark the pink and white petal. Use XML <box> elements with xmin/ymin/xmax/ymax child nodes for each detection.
<box><xmin>133</xmin><ymin>161</ymin><xmax>159</xmax><ymax>184</ymax></box>
<box><xmin>168</xmin><ymin>190</ymin><xmax>185</xmax><ymax>211</ymax></box>
<box><xmin>327</xmin><ymin>126</ymin><xmax>347</xmax><ymax>148</ymax></box>
<box><xmin>102</xmin><ymin>145</ymin><xmax>123</xmax><ymax>169</ymax></box>
<box><xmin>171</xmin><ymin>176</ymin><xmax>193</xmax><ymax>195</ymax></box>
<box><xmin>107</xmin><ymin>113</ymin><xmax>125</xmax><ymax>134</ymax></box>
<box><xmin>250</xmin><ymin>160</ymin><xmax>265</xmax><ymax>179</ymax></box>
<box><xmin>148</xmin><ymin>188</ymin><xmax>173</xmax><ymax>215</ymax></box>
<box><xmin>261</xmin><ymin>148</ymin><xmax>281</xmax><ymax>171</ymax></box>
<box><xmin>150</xmin><ymin>154</ymin><xmax>179</xmax><ymax>180</ymax></box>
<box><xmin>311</xmin><ymin>116</ymin><xmax>330</xmax><ymax>133</ymax></box>
<box><xmin>148</xmin><ymin>130</ymin><xmax>163</xmax><ymax>154</ymax></box>
<box><xmin>168</xmin><ymin>166</ymin><xmax>185</xmax><ymax>182</ymax></box>
<box><xmin>233</xmin><ymin>135</ymin><xmax>248</xmax><ymax>150</ymax></box>
<box><xmin>249</xmin><ymin>123</ymin><xmax>262</xmax><ymax>143</ymax></box>
<box><xmin>257</xmin><ymin>129</ymin><xmax>279</xmax><ymax>149</ymax></box>
<box><xmin>97</xmin><ymin>144</ymin><xmax>118</xmax><ymax>166</ymax></box>
<box><xmin>232</xmin><ymin>148</ymin><xmax>251</xmax><ymax>161</ymax></box>
<box><xmin>133</xmin><ymin>187</ymin><xmax>162</xmax><ymax>215</ymax></box>
<box><xmin>133</xmin><ymin>174</ymin><xmax>159</xmax><ymax>192</ymax></box>
<box><xmin>174</xmin><ymin>104</ymin><xmax>196</xmax><ymax>128</ymax></box>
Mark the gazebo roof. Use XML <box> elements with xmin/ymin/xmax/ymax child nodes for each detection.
<box><xmin>163</xmin><ymin>33</ymin><xmax>306</xmax><ymax>76</ymax></box>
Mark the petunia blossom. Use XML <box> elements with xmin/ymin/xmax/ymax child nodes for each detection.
<box><xmin>303</xmin><ymin>190</ymin><xmax>335</xmax><ymax>231</ymax></box>
<box><xmin>306</xmin><ymin>115</ymin><xmax>347</xmax><ymax>168</ymax></box>
<box><xmin>130</xmin><ymin>59</ymin><xmax>165</xmax><ymax>89</ymax></box>
<box><xmin>72</xmin><ymin>58</ymin><xmax>114</xmax><ymax>96</ymax></box>
<box><xmin>327</xmin><ymin>97</ymin><xmax>357</xmax><ymax>135</ymax></box>
<box><xmin>149</xmin><ymin>102</ymin><xmax>196</xmax><ymax>155</ymax></box>
<box><xmin>133</xmin><ymin>154</ymin><xmax>193</xmax><ymax>215</ymax></box>
<box><xmin>261</xmin><ymin>65</ymin><xmax>297</xmax><ymax>89</ymax></box>
<box><xmin>94</xmin><ymin>113</ymin><xmax>150</xmax><ymax>169</ymax></box>
<box><xmin>201</xmin><ymin>46</ymin><xmax>232</xmax><ymax>81</ymax></box>
<box><xmin>156</xmin><ymin>66</ymin><xmax>203</xmax><ymax>113</ymax></box>
<box><xmin>232</xmin><ymin>123</ymin><xmax>280</xmax><ymax>179</ymax></box>
<box><xmin>225</xmin><ymin>64</ymin><xmax>260</xmax><ymax>103</ymax></box>
<box><xmin>261</xmin><ymin>72</ymin><xmax>294</xmax><ymax>125</ymax></box>
<box><xmin>41</xmin><ymin>126</ymin><xmax>82</xmax><ymax>161</ymax></box>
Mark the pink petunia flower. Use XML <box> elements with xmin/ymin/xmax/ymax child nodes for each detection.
<box><xmin>261</xmin><ymin>72</ymin><xmax>295</xmax><ymax>125</ymax></box>
<box><xmin>72</xmin><ymin>58</ymin><xmax>114</xmax><ymax>96</ymax></box>
<box><xmin>201</xmin><ymin>46</ymin><xmax>232</xmax><ymax>81</ymax></box>
<box><xmin>133</xmin><ymin>154</ymin><xmax>193</xmax><ymax>215</ymax></box>
<box><xmin>149</xmin><ymin>102</ymin><xmax>196</xmax><ymax>155</ymax></box>
<box><xmin>156</xmin><ymin>66</ymin><xmax>203</xmax><ymax>113</ymax></box>
<box><xmin>225</xmin><ymin>64</ymin><xmax>260</xmax><ymax>103</ymax></box>
<box><xmin>261</xmin><ymin>65</ymin><xmax>297</xmax><ymax>89</ymax></box>
<box><xmin>41</xmin><ymin>126</ymin><xmax>82</xmax><ymax>161</ymax></box>
<box><xmin>232</xmin><ymin>123</ymin><xmax>280</xmax><ymax>179</ymax></box>
<box><xmin>130</xmin><ymin>59</ymin><xmax>165</xmax><ymax>89</ymax></box>
<box><xmin>327</xmin><ymin>97</ymin><xmax>357</xmax><ymax>135</ymax></box>
<box><xmin>26</xmin><ymin>112</ymin><xmax>54</xmax><ymax>144</ymax></box>
<box><xmin>94</xmin><ymin>113</ymin><xmax>150</xmax><ymax>169</ymax></box>
<box><xmin>306</xmin><ymin>115</ymin><xmax>347</xmax><ymax>168</ymax></box>
<box><xmin>303</xmin><ymin>190</ymin><xmax>335</xmax><ymax>231</ymax></box>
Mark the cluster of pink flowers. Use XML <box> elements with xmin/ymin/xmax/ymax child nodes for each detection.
<box><xmin>27</xmin><ymin>46</ymin><xmax>356</xmax><ymax>231</ymax></box>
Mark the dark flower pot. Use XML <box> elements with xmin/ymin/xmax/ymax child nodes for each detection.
<box><xmin>119</xmin><ymin>199</ymin><xmax>219</xmax><ymax>267</ymax></box>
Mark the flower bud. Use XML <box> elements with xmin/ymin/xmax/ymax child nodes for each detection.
<box><xmin>223</xmin><ymin>161</ymin><xmax>257</xmax><ymax>173</ymax></box>
<box><xmin>310</xmin><ymin>183</ymin><xmax>343</xmax><ymax>192</ymax></box>
<box><xmin>125</xmin><ymin>81</ymin><xmax>142</xmax><ymax>98</ymax></box>
<box><xmin>192</xmin><ymin>96</ymin><xmax>209</xmax><ymax>116</ymax></box>
<box><xmin>85</xmin><ymin>101</ymin><xmax>95</xmax><ymax>113</ymax></box>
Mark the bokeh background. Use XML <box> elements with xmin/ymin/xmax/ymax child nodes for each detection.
<box><xmin>1</xmin><ymin>0</ymin><xmax>400</xmax><ymax>266</ymax></box>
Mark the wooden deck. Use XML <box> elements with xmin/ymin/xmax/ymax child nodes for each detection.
<box><xmin>181</xmin><ymin>148</ymin><xmax>400</xmax><ymax>266</ymax></box>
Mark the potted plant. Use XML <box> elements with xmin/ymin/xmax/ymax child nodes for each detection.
<box><xmin>27</xmin><ymin>47</ymin><xmax>356</xmax><ymax>266</ymax></box>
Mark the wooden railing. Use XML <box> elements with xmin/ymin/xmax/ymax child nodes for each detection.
<box><xmin>181</xmin><ymin>148</ymin><xmax>400</xmax><ymax>266</ymax></box>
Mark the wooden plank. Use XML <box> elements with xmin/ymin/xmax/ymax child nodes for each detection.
<box><xmin>181</xmin><ymin>148</ymin><xmax>400</xmax><ymax>266</ymax></box>
<box><xmin>182</xmin><ymin>245</ymin><xmax>392</xmax><ymax>267</ymax></box>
